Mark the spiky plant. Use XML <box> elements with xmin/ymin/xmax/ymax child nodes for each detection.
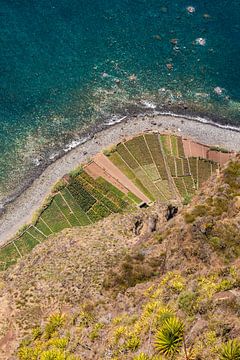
<box><xmin>133</xmin><ymin>353</ymin><xmax>149</xmax><ymax>360</ymax></box>
<box><xmin>154</xmin><ymin>317</ymin><xmax>184</xmax><ymax>358</ymax></box>
<box><xmin>220</xmin><ymin>340</ymin><xmax>240</xmax><ymax>360</ymax></box>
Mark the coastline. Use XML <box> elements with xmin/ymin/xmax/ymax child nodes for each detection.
<box><xmin>0</xmin><ymin>112</ymin><xmax>240</xmax><ymax>245</ymax></box>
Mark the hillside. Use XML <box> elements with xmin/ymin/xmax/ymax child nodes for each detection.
<box><xmin>0</xmin><ymin>154</ymin><xmax>239</xmax><ymax>359</ymax></box>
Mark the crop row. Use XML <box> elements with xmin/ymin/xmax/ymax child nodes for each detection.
<box><xmin>198</xmin><ymin>159</ymin><xmax>212</xmax><ymax>187</ymax></box>
<box><xmin>177</xmin><ymin>137</ymin><xmax>185</xmax><ymax>157</ymax></box>
<box><xmin>174</xmin><ymin>177</ymin><xmax>187</xmax><ymax>197</ymax></box>
<box><xmin>67</xmin><ymin>178</ymin><xmax>96</xmax><ymax>212</ymax></box>
<box><xmin>116</xmin><ymin>143</ymin><xmax>139</xmax><ymax>170</ymax></box>
<box><xmin>165</xmin><ymin>156</ymin><xmax>176</xmax><ymax>177</ymax></box>
<box><xmin>170</xmin><ymin>135</ymin><xmax>178</xmax><ymax>157</ymax></box>
<box><xmin>160</xmin><ymin>135</ymin><xmax>172</xmax><ymax>155</ymax></box>
<box><xmin>125</xmin><ymin>136</ymin><xmax>153</xmax><ymax>166</ymax></box>
<box><xmin>189</xmin><ymin>158</ymin><xmax>198</xmax><ymax>186</ymax></box>
<box><xmin>155</xmin><ymin>179</ymin><xmax>172</xmax><ymax>200</ymax></box>
<box><xmin>183</xmin><ymin>176</ymin><xmax>196</xmax><ymax>195</ymax></box>
<box><xmin>144</xmin><ymin>134</ymin><xmax>168</xmax><ymax>180</ymax></box>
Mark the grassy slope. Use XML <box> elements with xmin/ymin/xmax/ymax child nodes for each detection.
<box><xmin>0</xmin><ymin>157</ymin><xmax>239</xmax><ymax>360</ymax></box>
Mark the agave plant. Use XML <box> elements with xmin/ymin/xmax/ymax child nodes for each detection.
<box><xmin>220</xmin><ymin>339</ymin><xmax>240</xmax><ymax>360</ymax></box>
<box><xmin>133</xmin><ymin>353</ymin><xmax>149</xmax><ymax>360</ymax></box>
<box><xmin>154</xmin><ymin>317</ymin><xmax>184</xmax><ymax>358</ymax></box>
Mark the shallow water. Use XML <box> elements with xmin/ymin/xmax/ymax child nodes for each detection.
<box><xmin>0</xmin><ymin>0</ymin><xmax>239</xmax><ymax>206</ymax></box>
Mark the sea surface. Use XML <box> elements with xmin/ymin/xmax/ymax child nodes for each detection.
<box><xmin>0</xmin><ymin>0</ymin><xmax>239</xmax><ymax>208</ymax></box>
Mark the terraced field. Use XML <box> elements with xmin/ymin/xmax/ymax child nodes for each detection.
<box><xmin>107</xmin><ymin>133</ymin><xmax>223</xmax><ymax>202</ymax></box>
<box><xmin>0</xmin><ymin>132</ymin><xmax>232</xmax><ymax>270</ymax></box>
<box><xmin>0</xmin><ymin>170</ymin><xmax>139</xmax><ymax>271</ymax></box>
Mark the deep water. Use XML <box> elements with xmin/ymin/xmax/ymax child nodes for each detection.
<box><xmin>0</xmin><ymin>0</ymin><xmax>239</xmax><ymax>206</ymax></box>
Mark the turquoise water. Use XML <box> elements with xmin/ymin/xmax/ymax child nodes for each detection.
<box><xmin>0</xmin><ymin>0</ymin><xmax>239</xmax><ymax>206</ymax></box>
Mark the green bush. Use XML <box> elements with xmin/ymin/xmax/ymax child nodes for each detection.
<box><xmin>178</xmin><ymin>291</ymin><xmax>197</xmax><ymax>315</ymax></box>
<box><xmin>219</xmin><ymin>339</ymin><xmax>240</xmax><ymax>360</ymax></box>
<box><xmin>154</xmin><ymin>317</ymin><xmax>184</xmax><ymax>358</ymax></box>
<box><xmin>45</xmin><ymin>313</ymin><xmax>65</xmax><ymax>339</ymax></box>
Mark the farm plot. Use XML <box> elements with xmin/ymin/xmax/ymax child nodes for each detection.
<box><xmin>124</xmin><ymin>137</ymin><xmax>161</xmax><ymax>182</ymax></box>
<box><xmin>177</xmin><ymin>137</ymin><xmax>185</xmax><ymax>157</ymax></box>
<box><xmin>125</xmin><ymin>136</ymin><xmax>153</xmax><ymax>166</ymax></box>
<box><xmin>165</xmin><ymin>156</ymin><xmax>177</xmax><ymax>177</ymax></box>
<box><xmin>115</xmin><ymin>143</ymin><xmax>165</xmax><ymax>201</ymax></box>
<box><xmin>189</xmin><ymin>158</ymin><xmax>198</xmax><ymax>187</ymax></box>
<box><xmin>198</xmin><ymin>159</ymin><xmax>212</xmax><ymax>187</ymax></box>
<box><xmin>183</xmin><ymin>176</ymin><xmax>196</xmax><ymax>195</ymax></box>
<box><xmin>0</xmin><ymin>243</ymin><xmax>20</xmax><ymax>271</ymax></box>
<box><xmin>175</xmin><ymin>158</ymin><xmax>184</xmax><ymax>177</ymax></box>
<box><xmin>155</xmin><ymin>180</ymin><xmax>172</xmax><ymax>200</ymax></box>
<box><xmin>160</xmin><ymin>134</ymin><xmax>172</xmax><ymax>155</ymax></box>
<box><xmin>108</xmin><ymin>152</ymin><xmax>154</xmax><ymax>201</ymax></box>
<box><xmin>144</xmin><ymin>133</ymin><xmax>168</xmax><ymax>180</ymax></box>
<box><xmin>170</xmin><ymin>135</ymin><xmax>179</xmax><ymax>157</ymax></box>
<box><xmin>173</xmin><ymin>178</ymin><xmax>187</xmax><ymax>198</ymax></box>
<box><xmin>15</xmin><ymin>232</ymin><xmax>40</xmax><ymax>256</ymax></box>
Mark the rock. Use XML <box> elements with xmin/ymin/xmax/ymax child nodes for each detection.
<box><xmin>188</xmin><ymin>318</ymin><xmax>208</xmax><ymax>344</ymax></box>
<box><xmin>195</xmin><ymin>38</ymin><xmax>206</xmax><ymax>46</ymax></box>
<box><xmin>153</xmin><ymin>35</ymin><xmax>162</xmax><ymax>41</ymax></box>
<box><xmin>147</xmin><ymin>215</ymin><xmax>158</xmax><ymax>233</ymax></box>
<box><xmin>214</xmin><ymin>86</ymin><xmax>223</xmax><ymax>95</ymax></box>
<box><xmin>166</xmin><ymin>63</ymin><xmax>173</xmax><ymax>70</ymax></box>
<box><xmin>165</xmin><ymin>205</ymin><xmax>178</xmax><ymax>221</ymax></box>
<box><xmin>133</xmin><ymin>218</ymin><xmax>143</xmax><ymax>235</ymax></box>
<box><xmin>186</xmin><ymin>6</ymin><xmax>195</xmax><ymax>13</ymax></box>
<box><xmin>170</xmin><ymin>38</ymin><xmax>178</xmax><ymax>45</ymax></box>
<box><xmin>213</xmin><ymin>289</ymin><xmax>240</xmax><ymax>303</ymax></box>
<box><xmin>128</xmin><ymin>74</ymin><xmax>137</xmax><ymax>81</ymax></box>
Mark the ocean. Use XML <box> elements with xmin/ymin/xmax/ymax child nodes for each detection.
<box><xmin>0</xmin><ymin>0</ymin><xmax>239</xmax><ymax>208</ymax></box>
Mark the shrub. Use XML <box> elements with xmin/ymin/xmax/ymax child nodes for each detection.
<box><xmin>219</xmin><ymin>339</ymin><xmax>240</xmax><ymax>360</ymax></box>
<box><xmin>133</xmin><ymin>353</ymin><xmax>149</xmax><ymax>360</ymax></box>
<box><xmin>44</xmin><ymin>313</ymin><xmax>65</xmax><ymax>339</ymax></box>
<box><xmin>123</xmin><ymin>332</ymin><xmax>140</xmax><ymax>351</ymax></box>
<box><xmin>89</xmin><ymin>323</ymin><xmax>104</xmax><ymax>341</ymax></box>
<box><xmin>184</xmin><ymin>212</ymin><xmax>196</xmax><ymax>224</ymax></box>
<box><xmin>178</xmin><ymin>291</ymin><xmax>197</xmax><ymax>315</ymax></box>
<box><xmin>183</xmin><ymin>194</ymin><xmax>192</xmax><ymax>206</ymax></box>
<box><xmin>154</xmin><ymin>317</ymin><xmax>184</xmax><ymax>358</ymax></box>
<box><xmin>39</xmin><ymin>349</ymin><xmax>66</xmax><ymax>360</ymax></box>
<box><xmin>32</xmin><ymin>326</ymin><xmax>42</xmax><ymax>340</ymax></box>
<box><xmin>209</xmin><ymin>236</ymin><xmax>225</xmax><ymax>250</ymax></box>
<box><xmin>18</xmin><ymin>347</ymin><xmax>39</xmax><ymax>360</ymax></box>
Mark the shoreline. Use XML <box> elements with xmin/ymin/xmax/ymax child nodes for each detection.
<box><xmin>0</xmin><ymin>112</ymin><xmax>240</xmax><ymax>244</ymax></box>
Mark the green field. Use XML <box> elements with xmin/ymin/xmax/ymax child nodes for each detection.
<box><xmin>0</xmin><ymin>170</ymin><xmax>135</xmax><ymax>270</ymax></box>
<box><xmin>0</xmin><ymin>133</ymin><xmax>223</xmax><ymax>270</ymax></box>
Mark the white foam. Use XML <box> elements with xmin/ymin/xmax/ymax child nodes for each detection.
<box><xmin>49</xmin><ymin>152</ymin><xmax>60</xmax><ymax>160</ymax></box>
<box><xmin>32</xmin><ymin>158</ymin><xmax>41</xmax><ymax>166</ymax></box>
<box><xmin>140</xmin><ymin>100</ymin><xmax>157</xmax><ymax>109</ymax></box>
<box><xmin>63</xmin><ymin>135</ymin><xmax>91</xmax><ymax>153</ymax></box>
<box><xmin>105</xmin><ymin>115</ymin><xmax>127</xmax><ymax>126</ymax></box>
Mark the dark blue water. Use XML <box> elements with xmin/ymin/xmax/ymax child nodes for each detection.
<box><xmin>0</xmin><ymin>0</ymin><xmax>239</xmax><ymax>206</ymax></box>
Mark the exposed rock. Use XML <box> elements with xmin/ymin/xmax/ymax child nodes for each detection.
<box><xmin>165</xmin><ymin>204</ymin><xmax>178</xmax><ymax>220</ymax></box>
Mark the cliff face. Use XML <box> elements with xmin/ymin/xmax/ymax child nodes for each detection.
<box><xmin>0</xmin><ymin>157</ymin><xmax>239</xmax><ymax>360</ymax></box>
